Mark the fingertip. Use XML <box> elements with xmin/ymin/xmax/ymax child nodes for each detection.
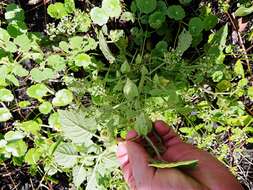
<box><xmin>154</xmin><ymin>120</ymin><xmax>170</xmax><ymax>135</ymax></box>
<box><xmin>126</xmin><ymin>130</ymin><xmax>138</xmax><ymax>140</ymax></box>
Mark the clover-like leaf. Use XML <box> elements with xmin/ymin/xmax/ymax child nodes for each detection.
<box><xmin>90</xmin><ymin>7</ymin><xmax>109</xmax><ymax>26</ymax></box>
<box><xmin>189</xmin><ymin>17</ymin><xmax>203</xmax><ymax>35</ymax></box>
<box><xmin>149</xmin><ymin>11</ymin><xmax>166</xmax><ymax>29</ymax></box>
<box><xmin>39</xmin><ymin>101</ymin><xmax>52</xmax><ymax>114</ymax></box>
<box><xmin>102</xmin><ymin>0</ymin><xmax>122</xmax><ymax>18</ymax></box>
<box><xmin>167</xmin><ymin>5</ymin><xmax>185</xmax><ymax>21</ymax></box>
<box><xmin>0</xmin><ymin>88</ymin><xmax>14</xmax><ymax>102</ymax></box>
<box><xmin>136</xmin><ymin>0</ymin><xmax>157</xmax><ymax>14</ymax></box>
<box><xmin>52</xmin><ymin>89</ymin><xmax>73</xmax><ymax>107</ymax></box>
<box><xmin>26</xmin><ymin>84</ymin><xmax>49</xmax><ymax>100</ymax></box>
<box><xmin>47</xmin><ymin>2</ymin><xmax>68</xmax><ymax>19</ymax></box>
<box><xmin>0</xmin><ymin>108</ymin><xmax>12</xmax><ymax>122</ymax></box>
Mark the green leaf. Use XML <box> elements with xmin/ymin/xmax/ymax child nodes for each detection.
<box><xmin>203</xmin><ymin>15</ymin><xmax>218</xmax><ymax>31</ymax></box>
<box><xmin>99</xmin><ymin>31</ymin><xmax>115</xmax><ymax>63</ymax></box>
<box><xmin>76</xmin><ymin>12</ymin><xmax>91</xmax><ymax>33</ymax></box>
<box><xmin>102</xmin><ymin>0</ymin><xmax>122</xmax><ymax>18</ymax></box>
<box><xmin>47</xmin><ymin>55</ymin><xmax>66</xmax><ymax>72</ymax></box>
<box><xmin>5</xmin><ymin>139</ymin><xmax>27</xmax><ymax>157</ymax></box>
<box><xmin>4</xmin><ymin>131</ymin><xmax>24</xmax><ymax>141</ymax></box>
<box><xmin>25</xmin><ymin>148</ymin><xmax>41</xmax><ymax>165</ymax></box>
<box><xmin>47</xmin><ymin>2</ymin><xmax>68</xmax><ymax>19</ymax></box>
<box><xmin>7</xmin><ymin>20</ymin><xmax>27</xmax><ymax>37</ymax></box>
<box><xmin>234</xmin><ymin>60</ymin><xmax>245</xmax><ymax>78</ymax></box>
<box><xmin>69</xmin><ymin>36</ymin><xmax>83</xmax><ymax>50</ymax></box>
<box><xmin>247</xmin><ymin>137</ymin><xmax>253</xmax><ymax>143</ymax></box>
<box><xmin>0</xmin><ymin>108</ymin><xmax>12</xmax><ymax>122</ymax></box>
<box><xmin>123</xmin><ymin>78</ymin><xmax>139</xmax><ymax>99</ymax></box>
<box><xmin>0</xmin><ymin>28</ymin><xmax>10</xmax><ymax>42</ymax></box>
<box><xmin>248</xmin><ymin>87</ymin><xmax>253</xmax><ymax>100</ymax></box>
<box><xmin>18</xmin><ymin>120</ymin><xmax>41</xmax><ymax>135</ymax></box>
<box><xmin>52</xmin><ymin>89</ymin><xmax>73</xmax><ymax>107</ymax></box>
<box><xmin>189</xmin><ymin>17</ymin><xmax>203</xmax><ymax>35</ymax></box>
<box><xmin>135</xmin><ymin>113</ymin><xmax>152</xmax><ymax>136</ymax></box>
<box><xmin>54</xmin><ymin>143</ymin><xmax>78</xmax><ymax>168</ymax></box>
<box><xmin>18</xmin><ymin>101</ymin><xmax>31</xmax><ymax>108</ymax></box>
<box><xmin>179</xmin><ymin>0</ymin><xmax>192</xmax><ymax>5</ymax></box>
<box><xmin>149</xmin><ymin>159</ymin><xmax>198</xmax><ymax>169</ymax></box>
<box><xmin>39</xmin><ymin>101</ymin><xmax>52</xmax><ymax>114</ymax></box>
<box><xmin>75</xmin><ymin>53</ymin><xmax>92</xmax><ymax>68</ymax></box>
<box><xmin>26</xmin><ymin>84</ymin><xmax>49</xmax><ymax>100</ymax></box>
<box><xmin>176</xmin><ymin>29</ymin><xmax>192</xmax><ymax>55</ymax></box>
<box><xmin>14</xmin><ymin>34</ymin><xmax>31</xmax><ymax>52</ymax></box>
<box><xmin>64</xmin><ymin>0</ymin><xmax>75</xmax><ymax>13</ymax></box>
<box><xmin>120</xmin><ymin>61</ymin><xmax>131</xmax><ymax>73</ymax></box>
<box><xmin>13</xmin><ymin>64</ymin><xmax>29</xmax><ymax>77</ymax></box>
<box><xmin>30</xmin><ymin>68</ymin><xmax>54</xmax><ymax>82</ymax></box>
<box><xmin>149</xmin><ymin>11</ymin><xmax>166</xmax><ymax>29</ymax></box>
<box><xmin>212</xmin><ymin>71</ymin><xmax>223</xmax><ymax>82</ymax></box>
<box><xmin>5</xmin><ymin>4</ymin><xmax>25</xmax><ymax>22</ymax></box>
<box><xmin>136</xmin><ymin>0</ymin><xmax>157</xmax><ymax>14</ymax></box>
<box><xmin>72</xmin><ymin>165</ymin><xmax>87</xmax><ymax>187</ymax></box>
<box><xmin>58</xmin><ymin>109</ymin><xmax>97</xmax><ymax>144</ymax></box>
<box><xmin>0</xmin><ymin>88</ymin><xmax>14</xmax><ymax>102</ymax></box>
<box><xmin>167</xmin><ymin>5</ymin><xmax>185</xmax><ymax>21</ymax></box>
<box><xmin>90</xmin><ymin>7</ymin><xmax>109</xmax><ymax>26</ymax></box>
<box><xmin>49</xmin><ymin>112</ymin><xmax>61</xmax><ymax>130</ymax></box>
<box><xmin>235</xmin><ymin>5</ymin><xmax>253</xmax><ymax>17</ymax></box>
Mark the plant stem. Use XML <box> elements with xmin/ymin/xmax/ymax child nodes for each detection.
<box><xmin>144</xmin><ymin>136</ymin><xmax>162</xmax><ymax>160</ymax></box>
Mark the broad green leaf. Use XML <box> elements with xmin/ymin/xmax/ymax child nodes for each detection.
<box><xmin>135</xmin><ymin>113</ymin><xmax>152</xmax><ymax>136</ymax></box>
<box><xmin>176</xmin><ymin>29</ymin><xmax>192</xmax><ymax>55</ymax></box>
<box><xmin>99</xmin><ymin>31</ymin><xmax>115</xmax><ymax>63</ymax></box>
<box><xmin>212</xmin><ymin>71</ymin><xmax>223</xmax><ymax>82</ymax></box>
<box><xmin>0</xmin><ymin>108</ymin><xmax>12</xmax><ymax>122</ymax></box>
<box><xmin>14</xmin><ymin>34</ymin><xmax>31</xmax><ymax>52</ymax></box>
<box><xmin>58</xmin><ymin>109</ymin><xmax>97</xmax><ymax>144</ymax></box>
<box><xmin>0</xmin><ymin>28</ymin><xmax>10</xmax><ymax>42</ymax></box>
<box><xmin>0</xmin><ymin>88</ymin><xmax>14</xmax><ymax>102</ymax></box>
<box><xmin>75</xmin><ymin>53</ymin><xmax>92</xmax><ymax>68</ymax></box>
<box><xmin>18</xmin><ymin>101</ymin><xmax>31</xmax><ymax>108</ymax></box>
<box><xmin>76</xmin><ymin>12</ymin><xmax>91</xmax><ymax>32</ymax></box>
<box><xmin>64</xmin><ymin>0</ymin><xmax>75</xmax><ymax>13</ymax></box>
<box><xmin>189</xmin><ymin>17</ymin><xmax>203</xmax><ymax>35</ymax></box>
<box><xmin>4</xmin><ymin>41</ymin><xmax>17</xmax><ymax>52</ymax></box>
<box><xmin>234</xmin><ymin>60</ymin><xmax>245</xmax><ymax>78</ymax></box>
<box><xmin>4</xmin><ymin>131</ymin><xmax>24</xmax><ymax>141</ymax></box>
<box><xmin>123</xmin><ymin>78</ymin><xmax>139</xmax><ymax>99</ymax></box>
<box><xmin>4</xmin><ymin>4</ymin><xmax>25</xmax><ymax>22</ymax></box>
<box><xmin>167</xmin><ymin>5</ymin><xmax>185</xmax><ymax>21</ymax></box>
<box><xmin>13</xmin><ymin>64</ymin><xmax>29</xmax><ymax>77</ymax></box>
<box><xmin>18</xmin><ymin>120</ymin><xmax>41</xmax><ymax>135</ymax></box>
<box><xmin>26</xmin><ymin>84</ymin><xmax>49</xmax><ymax>100</ymax></box>
<box><xmin>6</xmin><ymin>139</ymin><xmax>27</xmax><ymax>157</ymax></box>
<box><xmin>7</xmin><ymin>20</ymin><xmax>27</xmax><ymax>37</ymax></box>
<box><xmin>47</xmin><ymin>55</ymin><xmax>66</xmax><ymax>72</ymax></box>
<box><xmin>203</xmin><ymin>15</ymin><xmax>218</xmax><ymax>31</ymax></box>
<box><xmin>30</xmin><ymin>68</ymin><xmax>54</xmax><ymax>82</ymax></box>
<box><xmin>52</xmin><ymin>89</ymin><xmax>73</xmax><ymax>107</ymax></box>
<box><xmin>136</xmin><ymin>0</ymin><xmax>157</xmax><ymax>14</ymax></box>
<box><xmin>6</xmin><ymin>74</ymin><xmax>19</xmax><ymax>86</ymax></box>
<box><xmin>149</xmin><ymin>11</ymin><xmax>166</xmax><ymax>29</ymax></box>
<box><xmin>25</xmin><ymin>148</ymin><xmax>41</xmax><ymax>165</ymax></box>
<box><xmin>149</xmin><ymin>159</ymin><xmax>198</xmax><ymax>169</ymax></box>
<box><xmin>70</xmin><ymin>36</ymin><xmax>83</xmax><ymax>50</ymax></box>
<box><xmin>47</xmin><ymin>2</ymin><xmax>68</xmax><ymax>19</ymax></box>
<box><xmin>102</xmin><ymin>0</ymin><xmax>122</xmax><ymax>18</ymax></box>
<box><xmin>72</xmin><ymin>165</ymin><xmax>87</xmax><ymax>187</ymax></box>
<box><xmin>49</xmin><ymin>112</ymin><xmax>61</xmax><ymax>130</ymax></box>
<box><xmin>39</xmin><ymin>101</ymin><xmax>52</xmax><ymax>114</ymax></box>
<box><xmin>247</xmin><ymin>137</ymin><xmax>253</xmax><ymax>143</ymax></box>
<box><xmin>235</xmin><ymin>5</ymin><xmax>253</xmax><ymax>17</ymax></box>
<box><xmin>54</xmin><ymin>143</ymin><xmax>78</xmax><ymax>168</ymax></box>
<box><xmin>120</xmin><ymin>61</ymin><xmax>130</xmax><ymax>73</ymax></box>
<box><xmin>90</xmin><ymin>7</ymin><xmax>109</xmax><ymax>26</ymax></box>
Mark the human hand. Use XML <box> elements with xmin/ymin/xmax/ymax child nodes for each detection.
<box><xmin>116</xmin><ymin>120</ymin><xmax>243</xmax><ymax>190</ymax></box>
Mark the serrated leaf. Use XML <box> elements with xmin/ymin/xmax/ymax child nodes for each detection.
<box><xmin>176</xmin><ymin>29</ymin><xmax>192</xmax><ymax>55</ymax></box>
<box><xmin>72</xmin><ymin>165</ymin><xmax>87</xmax><ymax>187</ymax></box>
<box><xmin>54</xmin><ymin>143</ymin><xmax>78</xmax><ymax>168</ymax></box>
<box><xmin>99</xmin><ymin>31</ymin><xmax>115</xmax><ymax>63</ymax></box>
<box><xmin>58</xmin><ymin>109</ymin><xmax>97</xmax><ymax>144</ymax></box>
<box><xmin>52</xmin><ymin>89</ymin><xmax>73</xmax><ymax>107</ymax></box>
<box><xmin>149</xmin><ymin>159</ymin><xmax>198</xmax><ymax>169</ymax></box>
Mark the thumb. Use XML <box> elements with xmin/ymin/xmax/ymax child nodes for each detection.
<box><xmin>117</xmin><ymin>141</ymin><xmax>155</xmax><ymax>190</ymax></box>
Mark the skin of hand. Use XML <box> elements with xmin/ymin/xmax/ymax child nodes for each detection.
<box><xmin>116</xmin><ymin>120</ymin><xmax>244</xmax><ymax>190</ymax></box>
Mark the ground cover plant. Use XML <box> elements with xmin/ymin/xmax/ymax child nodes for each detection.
<box><xmin>0</xmin><ymin>0</ymin><xmax>253</xmax><ymax>189</ymax></box>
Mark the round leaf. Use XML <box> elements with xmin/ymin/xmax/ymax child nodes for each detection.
<box><xmin>52</xmin><ymin>89</ymin><xmax>73</xmax><ymax>107</ymax></box>
<box><xmin>0</xmin><ymin>108</ymin><xmax>12</xmax><ymax>122</ymax></box>
<box><xmin>26</xmin><ymin>84</ymin><xmax>49</xmax><ymax>100</ymax></box>
<box><xmin>167</xmin><ymin>5</ymin><xmax>185</xmax><ymax>21</ymax></box>
<box><xmin>102</xmin><ymin>0</ymin><xmax>122</xmax><ymax>18</ymax></box>
<box><xmin>75</xmin><ymin>53</ymin><xmax>92</xmax><ymax>68</ymax></box>
<box><xmin>47</xmin><ymin>2</ymin><xmax>68</xmax><ymax>19</ymax></box>
<box><xmin>149</xmin><ymin>11</ymin><xmax>166</xmax><ymax>29</ymax></box>
<box><xmin>189</xmin><ymin>17</ymin><xmax>203</xmax><ymax>35</ymax></box>
<box><xmin>39</xmin><ymin>101</ymin><xmax>52</xmax><ymax>114</ymax></box>
<box><xmin>0</xmin><ymin>88</ymin><xmax>14</xmax><ymax>102</ymax></box>
<box><xmin>136</xmin><ymin>0</ymin><xmax>157</xmax><ymax>14</ymax></box>
<box><xmin>90</xmin><ymin>7</ymin><xmax>109</xmax><ymax>26</ymax></box>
